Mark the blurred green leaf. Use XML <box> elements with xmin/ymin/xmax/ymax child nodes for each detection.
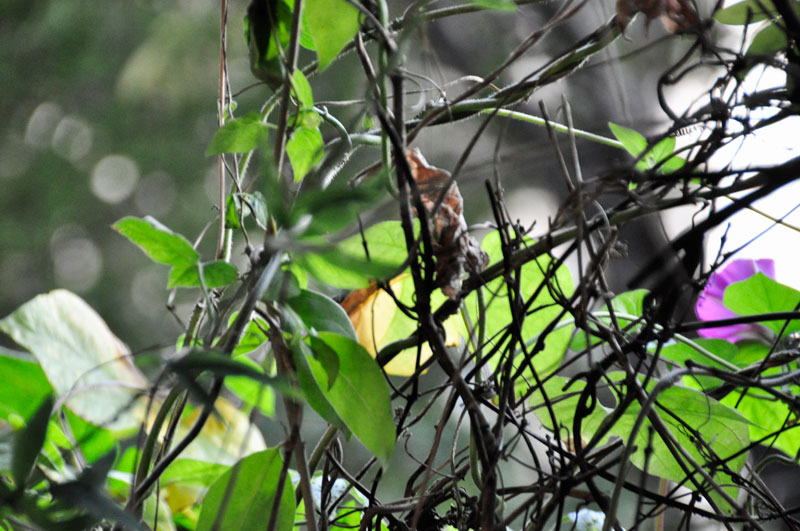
<box><xmin>225</xmin><ymin>354</ymin><xmax>276</xmax><ymax>417</ymax></box>
<box><xmin>307</xmin><ymin>335</ymin><xmax>340</xmax><ymax>391</ymax></box>
<box><xmin>310</xmin><ymin>332</ymin><xmax>395</xmax><ymax>465</ymax></box>
<box><xmin>197</xmin><ymin>449</ymin><xmax>294</xmax><ymax>531</ymax></box>
<box><xmin>240</xmin><ymin>191</ymin><xmax>270</xmax><ymax>230</ymax></box>
<box><xmin>0</xmin><ymin>349</ymin><xmax>54</xmax><ymax>422</ymax></box>
<box><xmin>287</xmin><ymin>125</ymin><xmax>323</xmax><ymax>181</ymax></box>
<box><xmin>747</xmin><ymin>21</ymin><xmax>788</xmax><ymax>55</ymax></box>
<box><xmin>161</xmin><ymin>458</ymin><xmax>228</xmax><ymax>487</ymax></box>
<box><xmin>51</xmin><ymin>451</ymin><xmax>147</xmax><ymax>531</ymax></box>
<box><xmin>245</xmin><ymin>0</ymin><xmax>291</xmax><ymax>89</ymax></box>
<box><xmin>225</xmin><ymin>194</ymin><xmax>241</xmax><ymax>229</ymax></box>
<box><xmin>291</xmin><ymin>337</ymin><xmax>349</xmax><ymax>434</ymax></box>
<box><xmin>714</xmin><ymin>0</ymin><xmax>777</xmax><ymax>24</ymax></box>
<box><xmin>0</xmin><ymin>290</ymin><xmax>146</xmax><ymax>430</ymax></box>
<box><xmin>206</xmin><ymin>112</ymin><xmax>274</xmax><ymax>155</ymax></box>
<box><xmin>529</xmin><ymin>376</ymin><xmax>607</xmax><ymax>434</ymax></box>
<box><xmin>306</xmin><ymin>0</ymin><xmax>361</xmax><ymax>70</ymax></box>
<box><xmin>12</xmin><ymin>395</ymin><xmax>53</xmax><ymax>488</ymax></box>
<box><xmin>167</xmin><ymin>260</ymin><xmax>238</xmax><ymax>289</ymax></box>
<box><xmin>287</xmin><ymin>289</ymin><xmax>357</xmax><ymax>340</ymax></box>
<box><xmin>293</xmin><ymin>175</ymin><xmax>387</xmax><ymax>236</ymax></box>
<box><xmin>168</xmin><ymin>349</ymin><xmax>292</xmax><ymax>398</ymax></box>
<box><xmin>463</xmin><ymin>231</ymin><xmax>574</xmax><ymax>382</ymax></box>
<box><xmin>295</xmin><ymin>220</ymin><xmax>413</xmax><ymax>289</ymax></box>
<box><xmin>724</xmin><ymin>272</ymin><xmax>800</xmax><ymax>336</ymax></box>
<box><xmin>292</xmin><ymin>69</ymin><xmax>314</xmax><ymax>108</ymax></box>
<box><xmin>64</xmin><ymin>410</ymin><xmax>118</xmax><ymax>464</ymax></box>
<box><xmin>113</xmin><ymin>216</ymin><xmax>198</xmax><ymax>268</ymax></box>
<box><xmin>609</xmin><ymin>122</ymin><xmax>647</xmax><ymax>156</ymax></box>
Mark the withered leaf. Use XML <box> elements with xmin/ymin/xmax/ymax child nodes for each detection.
<box><xmin>406</xmin><ymin>148</ymin><xmax>488</xmax><ymax>299</ymax></box>
<box><xmin>616</xmin><ymin>0</ymin><xmax>699</xmax><ymax>33</ymax></box>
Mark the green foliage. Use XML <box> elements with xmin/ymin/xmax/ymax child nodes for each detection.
<box><xmin>295</xmin><ymin>220</ymin><xmax>415</xmax><ymax>289</ymax></box>
<box><xmin>3</xmin><ymin>0</ymin><xmax>799</xmax><ymax>528</ymax></box>
<box><xmin>0</xmin><ymin>289</ymin><xmax>145</xmax><ymax>430</ymax></box>
<box><xmin>305</xmin><ymin>0</ymin><xmax>360</xmax><ymax>70</ymax></box>
<box><xmin>11</xmin><ymin>396</ymin><xmax>53</xmax><ymax>489</ymax></box>
<box><xmin>245</xmin><ymin>0</ymin><xmax>291</xmax><ymax>90</ymax></box>
<box><xmin>609</xmin><ymin>122</ymin><xmax>685</xmax><ymax>173</ymax></box>
<box><xmin>462</xmin><ymin>231</ymin><xmax>575</xmax><ymax>382</ymax></box>
<box><xmin>307</xmin><ymin>332</ymin><xmax>396</xmax><ymax>465</ymax></box>
<box><xmin>714</xmin><ymin>0</ymin><xmax>778</xmax><ymax>24</ymax></box>
<box><xmin>287</xmin><ymin>289</ymin><xmax>358</xmax><ymax>340</ymax></box>
<box><xmin>196</xmin><ymin>449</ymin><xmax>295</xmax><ymax>531</ymax></box>
<box><xmin>724</xmin><ymin>272</ymin><xmax>800</xmax><ymax>335</ymax></box>
<box><xmin>113</xmin><ymin>216</ymin><xmax>238</xmax><ymax>289</ymax></box>
<box><xmin>206</xmin><ymin>112</ymin><xmax>275</xmax><ymax>155</ymax></box>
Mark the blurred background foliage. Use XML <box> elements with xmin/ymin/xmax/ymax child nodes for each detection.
<box><xmin>0</xmin><ymin>0</ymin><xmax>704</xmax><ymax>358</ymax></box>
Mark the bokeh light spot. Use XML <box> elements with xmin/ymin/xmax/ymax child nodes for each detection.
<box><xmin>90</xmin><ymin>154</ymin><xmax>140</xmax><ymax>204</ymax></box>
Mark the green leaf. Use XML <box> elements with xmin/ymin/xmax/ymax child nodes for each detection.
<box><xmin>306</xmin><ymin>0</ymin><xmax>361</xmax><ymax>70</ymax></box>
<box><xmin>724</xmin><ymin>272</ymin><xmax>800</xmax><ymax>336</ymax></box>
<box><xmin>609</xmin><ymin>122</ymin><xmax>647</xmax><ymax>157</ymax></box>
<box><xmin>263</xmin><ymin>266</ymin><xmax>303</xmax><ymax>301</ymax></box>
<box><xmin>168</xmin><ymin>350</ymin><xmax>292</xmax><ymax>398</ymax></box>
<box><xmin>286</xmin><ymin>125</ymin><xmax>324</xmax><ymax>181</ymax></box>
<box><xmin>311</xmin><ymin>332</ymin><xmax>395</xmax><ymax>465</ymax></box>
<box><xmin>240</xmin><ymin>191</ymin><xmax>270</xmax><ymax>229</ymax></box>
<box><xmin>225</xmin><ymin>354</ymin><xmax>276</xmax><ymax>417</ymax></box>
<box><xmin>225</xmin><ymin>194</ymin><xmax>241</xmax><ymax>229</ymax></box>
<box><xmin>528</xmin><ymin>376</ymin><xmax>607</xmax><ymax>436</ymax></box>
<box><xmin>307</xmin><ymin>334</ymin><xmax>340</xmax><ymax>391</ymax></box>
<box><xmin>658</xmin><ymin>339</ymin><xmax>739</xmax><ymax>390</ymax></box>
<box><xmin>722</xmin><ymin>388</ymin><xmax>800</xmax><ymax>458</ymax></box>
<box><xmin>714</xmin><ymin>0</ymin><xmax>777</xmax><ymax>24</ymax></box>
<box><xmin>232</xmin><ymin>317</ymin><xmax>269</xmax><ymax>356</ymax></box>
<box><xmin>292</xmin><ymin>69</ymin><xmax>314</xmax><ymax>108</ymax></box>
<box><xmin>206</xmin><ymin>112</ymin><xmax>274</xmax><ymax>155</ymax></box>
<box><xmin>0</xmin><ymin>349</ymin><xmax>54</xmax><ymax>422</ymax></box>
<box><xmin>0</xmin><ymin>290</ymin><xmax>147</xmax><ymax>430</ymax></box>
<box><xmin>161</xmin><ymin>458</ymin><xmax>228</xmax><ymax>487</ymax></box>
<box><xmin>292</xmin><ymin>339</ymin><xmax>349</xmax><ymax>434</ymax></box>
<box><xmin>12</xmin><ymin>395</ymin><xmax>53</xmax><ymax>488</ymax></box>
<box><xmin>649</xmin><ymin>136</ymin><xmax>675</xmax><ymax>166</ymax></box>
<box><xmin>64</xmin><ymin>410</ymin><xmax>118</xmax><ymax>464</ymax></box>
<box><xmin>287</xmin><ymin>289</ymin><xmax>357</xmax><ymax>340</ymax></box>
<box><xmin>296</xmin><ymin>220</ymin><xmax>414</xmax><ymax>289</ymax></box>
<box><xmin>197</xmin><ymin>449</ymin><xmax>294</xmax><ymax>531</ymax></box>
<box><xmin>167</xmin><ymin>260</ymin><xmax>239</xmax><ymax>289</ymax></box>
<box><xmin>462</xmin><ymin>231</ymin><xmax>574</xmax><ymax>382</ymax></box>
<box><xmin>113</xmin><ymin>216</ymin><xmax>198</xmax><ymax>268</ymax></box>
<box><xmin>293</xmin><ymin>175</ymin><xmax>387</xmax><ymax>236</ymax></box>
<box><xmin>245</xmin><ymin>0</ymin><xmax>291</xmax><ymax>89</ymax></box>
<box><xmin>659</xmin><ymin>154</ymin><xmax>686</xmax><ymax>173</ymax></box>
<box><xmin>594</xmin><ymin>377</ymin><xmax>750</xmax><ymax>514</ymax></box>
<box><xmin>565</xmin><ymin>378</ymin><xmax>749</xmax><ymax>514</ymax></box>
<box><xmin>747</xmin><ymin>21</ymin><xmax>788</xmax><ymax>55</ymax></box>
<box><xmin>572</xmin><ymin>289</ymin><xmax>651</xmax><ymax>351</ymax></box>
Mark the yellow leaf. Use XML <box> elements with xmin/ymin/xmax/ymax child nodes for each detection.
<box><xmin>343</xmin><ymin>275</ymin><xmax>460</xmax><ymax>376</ymax></box>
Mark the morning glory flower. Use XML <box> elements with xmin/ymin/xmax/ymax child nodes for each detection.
<box><xmin>695</xmin><ymin>258</ymin><xmax>775</xmax><ymax>342</ymax></box>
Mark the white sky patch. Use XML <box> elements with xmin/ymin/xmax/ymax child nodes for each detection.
<box><xmin>670</xmin><ymin>65</ymin><xmax>800</xmax><ymax>289</ymax></box>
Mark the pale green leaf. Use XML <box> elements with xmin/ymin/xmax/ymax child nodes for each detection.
<box><xmin>0</xmin><ymin>290</ymin><xmax>147</xmax><ymax>430</ymax></box>
<box><xmin>286</xmin><ymin>126</ymin><xmax>323</xmax><ymax>181</ymax></box>
<box><xmin>306</xmin><ymin>0</ymin><xmax>361</xmax><ymax>70</ymax></box>
<box><xmin>206</xmin><ymin>111</ymin><xmax>274</xmax><ymax>155</ymax></box>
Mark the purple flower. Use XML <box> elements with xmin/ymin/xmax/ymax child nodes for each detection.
<box><xmin>695</xmin><ymin>259</ymin><xmax>775</xmax><ymax>342</ymax></box>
